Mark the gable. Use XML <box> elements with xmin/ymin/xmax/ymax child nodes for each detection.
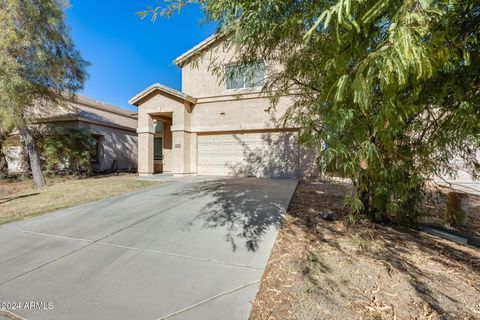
<box><xmin>174</xmin><ymin>33</ymin><xmax>225</xmax><ymax>68</ymax></box>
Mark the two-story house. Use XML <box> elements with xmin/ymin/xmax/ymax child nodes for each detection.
<box><xmin>130</xmin><ymin>34</ymin><xmax>316</xmax><ymax>178</ymax></box>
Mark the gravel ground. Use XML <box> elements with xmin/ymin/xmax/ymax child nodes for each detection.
<box><xmin>250</xmin><ymin>181</ymin><xmax>480</xmax><ymax>320</ymax></box>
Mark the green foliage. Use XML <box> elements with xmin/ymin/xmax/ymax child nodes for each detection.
<box><xmin>38</xmin><ymin>128</ymin><xmax>96</xmax><ymax>175</ymax></box>
<box><xmin>146</xmin><ymin>0</ymin><xmax>480</xmax><ymax>226</ymax></box>
<box><xmin>0</xmin><ymin>0</ymin><xmax>88</xmax><ymax>127</ymax></box>
<box><xmin>0</xmin><ymin>0</ymin><xmax>88</xmax><ymax>186</ymax></box>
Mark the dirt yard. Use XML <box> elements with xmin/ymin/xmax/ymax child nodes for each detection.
<box><xmin>250</xmin><ymin>181</ymin><xmax>480</xmax><ymax>320</ymax></box>
<box><xmin>0</xmin><ymin>174</ymin><xmax>164</xmax><ymax>225</ymax></box>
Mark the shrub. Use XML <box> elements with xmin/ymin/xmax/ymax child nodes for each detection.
<box><xmin>38</xmin><ymin>128</ymin><xmax>96</xmax><ymax>175</ymax></box>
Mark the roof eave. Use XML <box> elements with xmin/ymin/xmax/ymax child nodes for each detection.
<box><xmin>71</xmin><ymin>95</ymin><xmax>134</xmax><ymax>117</ymax></box>
<box><xmin>128</xmin><ymin>83</ymin><xmax>197</xmax><ymax>106</ymax></box>
<box><xmin>173</xmin><ymin>33</ymin><xmax>224</xmax><ymax>68</ymax></box>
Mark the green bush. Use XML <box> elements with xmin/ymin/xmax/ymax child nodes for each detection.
<box><xmin>38</xmin><ymin>128</ymin><xmax>96</xmax><ymax>175</ymax></box>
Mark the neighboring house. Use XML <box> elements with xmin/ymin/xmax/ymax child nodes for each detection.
<box><xmin>5</xmin><ymin>95</ymin><xmax>138</xmax><ymax>173</ymax></box>
<box><xmin>130</xmin><ymin>34</ymin><xmax>317</xmax><ymax>178</ymax></box>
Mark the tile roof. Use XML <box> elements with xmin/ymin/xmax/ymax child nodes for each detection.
<box><xmin>34</xmin><ymin>95</ymin><xmax>137</xmax><ymax>131</ymax></box>
<box><xmin>70</xmin><ymin>95</ymin><xmax>137</xmax><ymax>130</ymax></box>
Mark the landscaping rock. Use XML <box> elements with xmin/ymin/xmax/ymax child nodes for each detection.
<box><xmin>321</xmin><ymin>209</ymin><xmax>338</xmax><ymax>221</ymax></box>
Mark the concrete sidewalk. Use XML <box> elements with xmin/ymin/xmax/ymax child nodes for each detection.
<box><xmin>0</xmin><ymin>177</ymin><xmax>297</xmax><ymax>320</ymax></box>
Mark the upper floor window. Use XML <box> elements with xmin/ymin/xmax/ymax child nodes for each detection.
<box><xmin>225</xmin><ymin>61</ymin><xmax>265</xmax><ymax>90</ymax></box>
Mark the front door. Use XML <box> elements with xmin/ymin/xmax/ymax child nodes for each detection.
<box><xmin>153</xmin><ymin>122</ymin><xmax>163</xmax><ymax>173</ymax></box>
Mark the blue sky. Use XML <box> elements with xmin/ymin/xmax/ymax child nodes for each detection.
<box><xmin>65</xmin><ymin>0</ymin><xmax>217</xmax><ymax>112</ymax></box>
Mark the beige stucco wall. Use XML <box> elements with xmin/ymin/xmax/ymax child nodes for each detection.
<box><xmin>182</xmin><ymin>41</ymin><xmax>238</xmax><ymax>98</ymax></box>
<box><xmin>180</xmin><ymin>39</ymin><xmax>293</xmax><ymax>132</ymax></box>
<box><xmin>191</xmin><ymin>95</ymin><xmax>292</xmax><ymax>133</ymax></box>
<box><xmin>51</xmin><ymin>120</ymin><xmax>138</xmax><ymax>172</ymax></box>
<box><xmin>78</xmin><ymin>122</ymin><xmax>137</xmax><ymax>172</ymax></box>
<box><xmin>162</xmin><ymin>122</ymin><xmax>173</xmax><ymax>173</ymax></box>
<box><xmin>138</xmin><ymin>132</ymin><xmax>153</xmax><ymax>176</ymax></box>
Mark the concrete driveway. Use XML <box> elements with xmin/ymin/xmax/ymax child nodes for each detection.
<box><xmin>0</xmin><ymin>177</ymin><xmax>297</xmax><ymax>320</ymax></box>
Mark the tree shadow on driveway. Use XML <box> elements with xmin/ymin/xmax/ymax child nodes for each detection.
<box><xmin>173</xmin><ymin>178</ymin><xmax>293</xmax><ymax>253</ymax></box>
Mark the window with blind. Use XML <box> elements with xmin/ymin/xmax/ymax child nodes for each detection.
<box><xmin>225</xmin><ymin>61</ymin><xmax>265</xmax><ymax>90</ymax></box>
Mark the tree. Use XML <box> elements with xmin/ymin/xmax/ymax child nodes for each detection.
<box><xmin>0</xmin><ymin>121</ymin><xmax>10</xmax><ymax>179</ymax></box>
<box><xmin>143</xmin><ymin>0</ymin><xmax>480</xmax><ymax>225</ymax></box>
<box><xmin>0</xmin><ymin>0</ymin><xmax>88</xmax><ymax>187</ymax></box>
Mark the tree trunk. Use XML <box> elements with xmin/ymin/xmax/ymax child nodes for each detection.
<box><xmin>0</xmin><ymin>141</ymin><xmax>8</xmax><ymax>179</ymax></box>
<box><xmin>19</xmin><ymin>127</ymin><xmax>46</xmax><ymax>187</ymax></box>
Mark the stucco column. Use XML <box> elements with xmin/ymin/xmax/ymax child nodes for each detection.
<box><xmin>137</xmin><ymin>113</ymin><xmax>154</xmax><ymax>176</ymax></box>
<box><xmin>170</xmin><ymin>102</ymin><xmax>194</xmax><ymax>176</ymax></box>
<box><xmin>172</xmin><ymin>131</ymin><xmax>185</xmax><ymax>175</ymax></box>
<box><xmin>171</xmin><ymin>130</ymin><xmax>194</xmax><ymax>176</ymax></box>
<box><xmin>189</xmin><ymin>132</ymin><xmax>198</xmax><ymax>174</ymax></box>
